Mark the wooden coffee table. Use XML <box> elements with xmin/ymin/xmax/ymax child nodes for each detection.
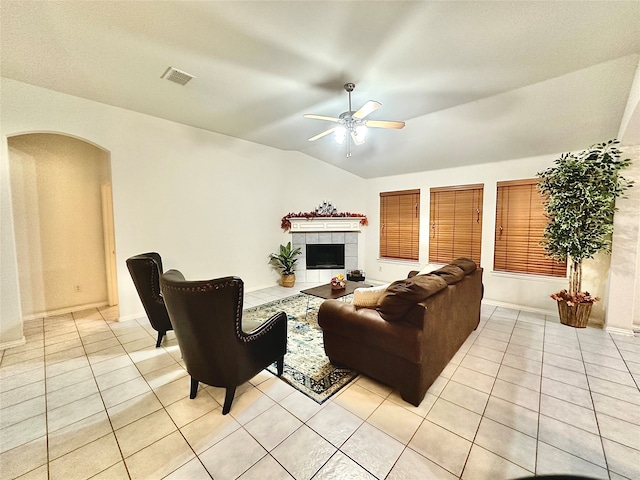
<box><xmin>300</xmin><ymin>280</ymin><xmax>371</xmax><ymax>318</ymax></box>
<box><xmin>300</xmin><ymin>280</ymin><xmax>371</xmax><ymax>300</ymax></box>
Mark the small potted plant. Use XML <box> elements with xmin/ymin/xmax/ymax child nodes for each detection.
<box><xmin>537</xmin><ymin>139</ymin><xmax>633</xmax><ymax>327</ymax></box>
<box><xmin>268</xmin><ymin>241</ymin><xmax>302</xmax><ymax>287</ymax></box>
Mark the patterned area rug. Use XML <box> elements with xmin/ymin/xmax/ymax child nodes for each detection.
<box><xmin>243</xmin><ymin>293</ymin><xmax>358</xmax><ymax>403</ymax></box>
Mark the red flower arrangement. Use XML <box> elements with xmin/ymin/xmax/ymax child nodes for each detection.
<box><xmin>281</xmin><ymin>212</ymin><xmax>368</xmax><ymax>231</ymax></box>
<box><xmin>550</xmin><ymin>289</ymin><xmax>600</xmax><ymax>306</ymax></box>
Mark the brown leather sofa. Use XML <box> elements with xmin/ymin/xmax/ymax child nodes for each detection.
<box><xmin>318</xmin><ymin>258</ymin><xmax>483</xmax><ymax>406</ymax></box>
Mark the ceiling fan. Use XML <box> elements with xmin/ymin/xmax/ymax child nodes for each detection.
<box><xmin>304</xmin><ymin>83</ymin><xmax>405</xmax><ymax>157</ymax></box>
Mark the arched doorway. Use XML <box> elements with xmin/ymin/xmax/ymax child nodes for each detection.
<box><xmin>8</xmin><ymin>133</ymin><xmax>117</xmax><ymax>319</ymax></box>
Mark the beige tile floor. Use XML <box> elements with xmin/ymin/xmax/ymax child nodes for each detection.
<box><xmin>1</xmin><ymin>283</ymin><xmax>639</xmax><ymax>480</ymax></box>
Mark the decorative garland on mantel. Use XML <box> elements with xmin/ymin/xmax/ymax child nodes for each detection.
<box><xmin>281</xmin><ymin>201</ymin><xmax>368</xmax><ymax>231</ymax></box>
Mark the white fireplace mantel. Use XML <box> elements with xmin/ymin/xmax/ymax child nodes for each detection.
<box><xmin>287</xmin><ymin>217</ymin><xmax>365</xmax><ymax>232</ymax></box>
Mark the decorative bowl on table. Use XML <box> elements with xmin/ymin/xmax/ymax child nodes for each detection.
<box><xmin>331</xmin><ymin>274</ymin><xmax>346</xmax><ymax>290</ymax></box>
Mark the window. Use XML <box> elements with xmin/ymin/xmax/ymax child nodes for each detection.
<box><xmin>429</xmin><ymin>184</ymin><xmax>483</xmax><ymax>265</ymax></box>
<box><xmin>494</xmin><ymin>179</ymin><xmax>566</xmax><ymax>276</ymax></box>
<box><xmin>380</xmin><ymin>189</ymin><xmax>420</xmax><ymax>261</ymax></box>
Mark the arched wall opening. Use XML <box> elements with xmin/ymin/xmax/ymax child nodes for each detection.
<box><xmin>8</xmin><ymin>132</ymin><xmax>117</xmax><ymax>319</ymax></box>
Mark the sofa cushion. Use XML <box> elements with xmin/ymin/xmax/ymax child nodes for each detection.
<box><xmin>430</xmin><ymin>264</ymin><xmax>465</xmax><ymax>285</ymax></box>
<box><xmin>377</xmin><ymin>275</ymin><xmax>447</xmax><ymax>322</ymax></box>
<box><xmin>352</xmin><ymin>284</ymin><xmax>390</xmax><ymax>308</ymax></box>
<box><xmin>450</xmin><ymin>257</ymin><xmax>477</xmax><ymax>274</ymax></box>
<box><xmin>417</xmin><ymin>263</ymin><xmax>441</xmax><ymax>276</ymax></box>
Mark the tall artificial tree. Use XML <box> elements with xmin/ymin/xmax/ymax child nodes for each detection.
<box><xmin>537</xmin><ymin>139</ymin><xmax>633</xmax><ymax>301</ymax></box>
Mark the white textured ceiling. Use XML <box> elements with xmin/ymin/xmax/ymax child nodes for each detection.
<box><xmin>2</xmin><ymin>1</ymin><xmax>639</xmax><ymax>178</ymax></box>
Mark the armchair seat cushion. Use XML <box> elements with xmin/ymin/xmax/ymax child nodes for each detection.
<box><xmin>242</xmin><ymin>318</ymin><xmax>263</xmax><ymax>334</ymax></box>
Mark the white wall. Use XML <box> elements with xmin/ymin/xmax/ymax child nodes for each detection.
<box><xmin>363</xmin><ymin>156</ymin><xmax>612</xmax><ymax>319</ymax></box>
<box><xmin>606</xmin><ymin>145</ymin><xmax>640</xmax><ymax>333</ymax></box>
<box><xmin>0</xmin><ymin>78</ymin><xmax>366</xmax><ymax>345</ymax></box>
<box><xmin>9</xmin><ymin>134</ymin><xmax>111</xmax><ymax>317</ymax></box>
<box><xmin>2</xmin><ymin>75</ymin><xmax>637</xmax><ymax>345</ymax></box>
<box><xmin>607</xmin><ymin>57</ymin><xmax>640</xmax><ymax>334</ymax></box>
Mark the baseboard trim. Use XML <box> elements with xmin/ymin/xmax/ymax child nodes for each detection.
<box><xmin>22</xmin><ymin>302</ymin><xmax>110</xmax><ymax>321</ymax></box>
<box><xmin>116</xmin><ymin>311</ymin><xmax>145</xmax><ymax>323</ymax></box>
<box><xmin>0</xmin><ymin>336</ymin><xmax>26</xmax><ymax>351</ymax></box>
<box><xmin>606</xmin><ymin>326</ymin><xmax>636</xmax><ymax>337</ymax></box>
<box><xmin>482</xmin><ymin>299</ymin><xmax>608</xmax><ymax>326</ymax></box>
<box><xmin>482</xmin><ymin>299</ymin><xmax>558</xmax><ymax>318</ymax></box>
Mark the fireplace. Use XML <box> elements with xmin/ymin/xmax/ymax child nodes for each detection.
<box><xmin>306</xmin><ymin>244</ymin><xmax>345</xmax><ymax>270</ymax></box>
<box><xmin>291</xmin><ymin>230</ymin><xmax>359</xmax><ymax>283</ymax></box>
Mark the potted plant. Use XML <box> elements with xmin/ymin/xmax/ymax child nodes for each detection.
<box><xmin>268</xmin><ymin>241</ymin><xmax>302</xmax><ymax>287</ymax></box>
<box><xmin>537</xmin><ymin>139</ymin><xmax>633</xmax><ymax>327</ymax></box>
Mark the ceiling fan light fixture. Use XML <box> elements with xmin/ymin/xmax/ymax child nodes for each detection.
<box><xmin>334</xmin><ymin>126</ymin><xmax>346</xmax><ymax>145</ymax></box>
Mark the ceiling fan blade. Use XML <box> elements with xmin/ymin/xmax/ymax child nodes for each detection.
<box><xmin>308</xmin><ymin>127</ymin><xmax>337</xmax><ymax>142</ymax></box>
<box><xmin>365</xmin><ymin>120</ymin><xmax>406</xmax><ymax>129</ymax></box>
<box><xmin>350</xmin><ymin>130</ymin><xmax>365</xmax><ymax>146</ymax></box>
<box><xmin>353</xmin><ymin>101</ymin><xmax>382</xmax><ymax>119</ymax></box>
<box><xmin>303</xmin><ymin>114</ymin><xmax>341</xmax><ymax>122</ymax></box>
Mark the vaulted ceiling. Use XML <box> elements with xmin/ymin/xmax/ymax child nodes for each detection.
<box><xmin>2</xmin><ymin>1</ymin><xmax>639</xmax><ymax>178</ymax></box>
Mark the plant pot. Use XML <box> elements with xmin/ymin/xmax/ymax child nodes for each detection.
<box><xmin>281</xmin><ymin>274</ymin><xmax>295</xmax><ymax>288</ymax></box>
<box><xmin>556</xmin><ymin>299</ymin><xmax>593</xmax><ymax>328</ymax></box>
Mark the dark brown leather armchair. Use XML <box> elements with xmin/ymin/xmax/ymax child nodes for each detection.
<box><xmin>126</xmin><ymin>252</ymin><xmax>173</xmax><ymax>347</ymax></box>
<box><xmin>159</xmin><ymin>270</ymin><xmax>287</xmax><ymax>415</ymax></box>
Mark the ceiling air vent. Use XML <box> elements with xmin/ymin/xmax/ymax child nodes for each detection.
<box><xmin>161</xmin><ymin>67</ymin><xmax>195</xmax><ymax>86</ymax></box>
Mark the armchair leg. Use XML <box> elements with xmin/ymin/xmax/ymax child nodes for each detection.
<box><xmin>276</xmin><ymin>356</ymin><xmax>284</xmax><ymax>376</ymax></box>
<box><xmin>222</xmin><ymin>387</ymin><xmax>236</xmax><ymax>415</ymax></box>
<box><xmin>189</xmin><ymin>377</ymin><xmax>199</xmax><ymax>399</ymax></box>
<box><xmin>155</xmin><ymin>331</ymin><xmax>165</xmax><ymax>348</ymax></box>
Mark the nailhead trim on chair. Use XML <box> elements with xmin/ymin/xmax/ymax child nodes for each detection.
<box><xmin>162</xmin><ymin>277</ymin><xmax>282</xmax><ymax>344</ymax></box>
<box><xmin>146</xmin><ymin>259</ymin><xmax>165</xmax><ymax>306</ymax></box>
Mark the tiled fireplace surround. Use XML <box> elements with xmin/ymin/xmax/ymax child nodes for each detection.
<box><xmin>290</xmin><ymin>231</ymin><xmax>359</xmax><ymax>284</ymax></box>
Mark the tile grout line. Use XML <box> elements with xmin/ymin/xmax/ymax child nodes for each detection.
<box><xmin>576</xmin><ymin>327</ymin><xmax>612</xmax><ymax>478</ymax></box>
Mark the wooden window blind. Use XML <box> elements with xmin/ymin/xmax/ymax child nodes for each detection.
<box><xmin>429</xmin><ymin>184</ymin><xmax>483</xmax><ymax>265</ymax></box>
<box><xmin>380</xmin><ymin>189</ymin><xmax>420</xmax><ymax>261</ymax></box>
<box><xmin>494</xmin><ymin>179</ymin><xmax>566</xmax><ymax>276</ymax></box>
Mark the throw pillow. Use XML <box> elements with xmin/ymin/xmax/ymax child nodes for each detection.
<box><xmin>352</xmin><ymin>284</ymin><xmax>390</xmax><ymax>308</ymax></box>
<box><xmin>377</xmin><ymin>275</ymin><xmax>447</xmax><ymax>322</ymax></box>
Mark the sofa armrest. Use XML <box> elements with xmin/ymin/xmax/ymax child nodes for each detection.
<box><xmin>318</xmin><ymin>300</ymin><xmax>423</xmax><ymax>363</ymax></box>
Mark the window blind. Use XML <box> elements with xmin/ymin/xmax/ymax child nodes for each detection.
<box><xmin>494</xmin><ymin>179</ymin><xmax>566</xmax><ymax>276</ymax></box>
<box><xmin>380</xmin><ymin>189</ymin><xmax>420</xmax><ymax>261</ymax></box>
<box><xmin>429</xmin><ymin>184</ymin><xmax>483</xmax><ymax>265</ymax></box>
